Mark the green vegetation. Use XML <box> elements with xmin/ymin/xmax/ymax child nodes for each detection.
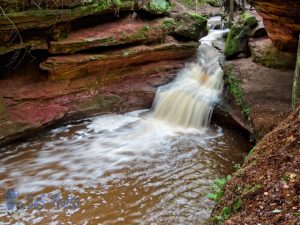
<box><xmin>241</xmin><ymin>12</ymin><xmax>257</xmax><ymax>27</ymax></box>
<box><xmin>78</xmin><ymin>95</ymin><xmax>122</xmax><ymax>112</ymax></box>
<box><xmin>173</xmin><ymin>11</ymin><xmax>208</xmax><ymax>40</ymax></box>
<box><xmin>210</xmin><ymin>198</ymin><xmax>242</xmax><ymax>224</ymax></box>
<box><xmin>233</xmin><ymin>163</ymin><xmax>241</xmax><ymax>170</ymax></box>
<box><xmin>207</xmin><ymin>175</ymin><xmax>232</xmax><ymax>203</ymax></box>
<box><xmin>224</xmin><ymin>22</ymin><xmax>250</xmax><ymax>59</ymax></box>
<box><xmin>241</xmin><ymin>183</ymin><xmax>263</xmax><ymax>195</ymax></box>
<box><xmin>225</xmin><ymin>66</ymin><xmax>250</xmax><ymax>118</ymax></box>
<box><xmin>205</xmin><ymin>0</ymin><xmax>222</xmax><ymax>7</ymax></box>
<box><xmin>177</xmin><ymin>0</ymin><xmax>221</xmax><ymax>8</ymax></box>
<box><xmin>294</xmin><ymin>211</ymin><xmax>300</xmax><ymax>217</ymax></box>
<box><xmin>209</xmin><ymin>182</ymin><xmax>262</xmax><ymax>224</ymax></box>
<box><xmin>160</xmin><ymin>18</ymin><xmax>176</xmax><ymax>30</ymax></box>
<box><xmin>143</xmin><ymin>0</ymin><xmax>170</xmax><ymax>15</ymax></box>
<box><xmin>1</xmin><ymin>1</ymin><xmax>135</xmax><ymax>31</ymax></box>
<box><xmin>282</xmin><ymin>174</ymin><xmax>290</xmax><ymax>182</ymax></box>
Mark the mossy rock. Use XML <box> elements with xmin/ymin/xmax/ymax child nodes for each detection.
<box><xmin>241</xmin><ymin>12</ymin><xmax>257</xmax><ymax>27</ymax></box>
<box><xmin>141</xmin><ymin>0</ymin><xmax>170</xmax><ymax>15</ymax></box>
<box><xmin>249</xmin><ymin>38</ymin><xmax>296</xmax><ymax>69</ymax></box>
<box><xmin>0</xmin><ymin>0</ymin><xmax>135</xmax><ymax>31</ymax></box>
<box><xmin>173</xmin><ymin>12</ymin><xmax>208</xmax><ymax>41</ymax></box>
<box><xmin>224</xmin><ymin>22</ymin><xmax>250</xmax><ymax>59</ymax></box>
<box><xmin>205</xmin><ymin>0</ymin><xmax>222</xmax><ymax>7</ymax></box>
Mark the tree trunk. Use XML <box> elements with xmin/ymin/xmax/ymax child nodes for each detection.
<box><xmin>229</xmin><ymin>0</ymin><xmax>234</xmax><ymax>26</ymax></box>
<box><xmin>292</xmin><ymin>34</ymin><xmax>300</xmax><ymax>110</ymax></box>
<box><xmin>242</xmin><ymin>0</ymin><xmax>245</xmax><ymax>13</ymax></box>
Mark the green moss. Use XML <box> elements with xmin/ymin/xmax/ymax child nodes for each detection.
<box><xmin>242</xmin><ymin>183</ymin><xmax>263</xmax><ymax>195</ymax></box>
<box><xmin>144</xmin><ymin>0</ymin><xmax>170</xmax><ymax>15</ymax></box>
<box><xmin>224</xmin><ymin>24</ymin><xmax>242</xmax><ymax>58</ymax></box>
<box><xmin>0</xmin><ymin>122</ymin><xmax>28</xmax><ymax>137</ymax></box>
<box><xmin>205</xmin><ymin>0</ymin><xmax>222</xmax><ymax>7</ymax></box>
<box><xmin>251</xmin><ymin>41</ymin><xmax>297</xmax><ymax>69</ymax></box>
<box><xmin>241</xmin><ymin>12</ymin><xmax>257</xmax><ymax>27</ymax></box>
<box><xmin>244</xmin><ymin>147</ymin><xmax>256</xmax><ymax>161</ymax></box>
<box><xmin>190</xmin><ymin>12</ymin><xmax>207</xmax><ymax>23</ymax></box>
<box><xmin>210</xmin><ymin>198</ymin><xmax>242</xmax><ymax>224</ymax></box>
<box><xmin>161</xmin><ymin>18</ymin><xmax>176</xmax><ymax>29</ymax></box>
<box><xmin>225</xmin><ymin>66</ymin><xmax>250</xmax><ymax>118</ymax></box>
<box><xmin>1</xmin><ymin>1</ymin><xmax>135</xmax><ymax>31</ymax></box>
<box><xmin>173</xmin><ymin>12</ymin><xmax>208</xmax><ymax>40</ymax></box>
<box><xmin>224</xmin><ymin>67</ymin><xmax>250</xmax><ymax>118</ymax></box>
<box><xmin>142</xmin><ymin>24</ymin><xmax>150</xmax><ymax>32</ymax></box>
<box><xmin>78</xmin><ymin>95</ymin><xmax>122</xmax><ymax>112</ymax></box>
<box><xmin>112</xmin><ymin>0</ymin><xmax>122</xmax><ymax>6</ymax></box>
<box><xmin>98</xmin><ymin>37</ymin><xmax>116</xmax><ymax>45</ymax></box>
<box><xmin>122</xmin><ymin>49</ymin><xmax>132</xmax><ymax>56</ymax></box>
<box><xmin>177</xmin><ymin>0</ymin><xmax>206</xmax><ymax>7</ymax></box>
<box><xmin>225</xmin><ymin>22</ymin><xmax>251</xmax><ymax>59</ymax></box>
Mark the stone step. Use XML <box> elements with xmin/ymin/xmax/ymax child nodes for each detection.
<box><xmin>0</xmin><ymin>0</ymin><xmax>135</xmax><ymax>31</ymax></box>
<box><xmin>40</xmin><ymin>40</ymin><xmax>198</xmax><ymax>80</ymax></box>
<box><xmin>49</xmin><ymin>17</ymin><xmax>175</xmax><ymax>54</ymax></box>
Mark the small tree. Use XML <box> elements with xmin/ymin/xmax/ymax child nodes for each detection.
<box><xmin>241</xmin><ymin>0</ymin><xmax>245</xmax><ymax>13</ymax></box>
<box><xmin>229</xmin><ymin>0</ymin><xmax>234</xmax><ymax>25</ymax></box>
<box><xmin>292</xmin><ymin>34</ymin><xmax>300</xmax><ymax>110</ymax></box>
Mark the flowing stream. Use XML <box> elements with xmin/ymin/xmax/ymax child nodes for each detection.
<box><xmin>0</xmin><ymin>17</ymin><xmax>248</xmax><ymax>224</ymax></box>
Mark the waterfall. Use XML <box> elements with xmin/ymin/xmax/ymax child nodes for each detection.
<box><xmin>152</xmin><ymin>17</ymin><xmax>227</xmax><ymax>129</ymax></box>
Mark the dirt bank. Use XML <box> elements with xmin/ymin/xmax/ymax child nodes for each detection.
<box><xmin>209</xmin><ymin>104</ymin><xmax>300</xmax><ymax>224</ymax></box>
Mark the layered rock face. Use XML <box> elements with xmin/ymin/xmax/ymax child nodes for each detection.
<box><xmin>0</xmin><ymin>0</ymin><xmax>208</xmax><ymax>145</ymax></box>
<box><xmin>249</xmin><ymin>0</ymin><xmax>300</xmax><ymax>51</ymax></box>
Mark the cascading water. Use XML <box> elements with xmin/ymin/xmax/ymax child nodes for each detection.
<box><xmin>0</xmin><ymin>18</ymin><xmax>246</xmax><ymax>225</ymax></box>
<box><xmin>152</xmin><ymin>17</ymin><xmax>227</xmax><ymax>129</ymax></box>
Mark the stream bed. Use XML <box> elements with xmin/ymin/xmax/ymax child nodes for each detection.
<box><xmin>0</xmin><ymin>112</ymin><xmax>248</xmax><ymax>224</ymax></box>
<box><xmin>0</xmin><ymin>17</ymin><xmax>249</xmax><ymax>224</ymax></box>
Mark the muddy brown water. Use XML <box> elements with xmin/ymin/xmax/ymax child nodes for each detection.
<box><xmin>0</xmin><ymin>111</ymin><xmax>248</xmax><ymax>225</ymax></box>
<box><xmin>0</xmin><ymin>17</ymin><xmax>249</xmax><ymax>224</ymax></box>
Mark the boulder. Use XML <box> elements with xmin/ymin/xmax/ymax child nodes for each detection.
<box><xmin>249</xmin><ymin>21</ymin><xmax>267</xmax><ymax>38</ymax></box>
<box><xmin>205</xmin><ymin>0</ymin><xmax>222</xmax><ymax>7</ymax></box>
<box><xmin>224</xmin><ymin>22</ymin><xmax>250</xmax><ymax>59</ymax></box>
<box><xmin>140</xmin><ymin>0</ymin><xmax>170</xmax><ymax>15</ymax></box>
<box><xmin>241</xmin><ymin>12</ymin><xmax>258</xmax><ymax>27</ymax></box>
<box><xmin>249</xmin><ymin>37</ymin><xmax>296</xmax><ymax>69</ymax></box>
<box><xmin>172</xmin><ymin>12</ymin><xmax>208</xmax><ymax>41</ymax></box>
<box><xmin>224</xmin><ymin>12</ymin><xmax>260</xmax><ymax>59</ymax></box>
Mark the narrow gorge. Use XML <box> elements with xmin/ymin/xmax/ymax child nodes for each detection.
<box><xmin>0</xmin><ymin>0</ymin><xmax>299</xmax><ymax>224</ymax></box>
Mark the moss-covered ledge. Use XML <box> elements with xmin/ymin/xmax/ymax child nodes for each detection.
<box><xmin>0</xmin><ymin>0</ymin><xmax>135</xmax><ymax>31</ymax></box>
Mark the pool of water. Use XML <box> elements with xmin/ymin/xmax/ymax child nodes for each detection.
<box><xmin>0</xmin><ymin>110</ymin><xmax>248</xmax><ymax>224</ymax></box>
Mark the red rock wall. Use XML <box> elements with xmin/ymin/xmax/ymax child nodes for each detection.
<box><xmin>249</xmin><ymin>0</ymin><xmax>300</xmax><ymax>51</ymax></box>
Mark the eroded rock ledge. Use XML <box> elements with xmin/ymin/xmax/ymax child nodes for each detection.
<box><xmin>0</xmin><ymin>0</ymin><xmax>209</xmax><ymax>146</ymax></box>
<box><xmin>249</xmin><ymin>0</ymin><xmax>300</xmax><ymax>51</ymax></box>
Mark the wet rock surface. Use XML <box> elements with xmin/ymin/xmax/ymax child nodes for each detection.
<box><xmin>0</xmin><ymin>0</ymin><xmax>207</xmax><ymax>145</ymax></box>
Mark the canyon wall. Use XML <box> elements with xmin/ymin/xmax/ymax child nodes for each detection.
<box><xmin>0</xmin><ymin>0</ymin><xmax>208</xmax><ymax>146</ymax></box>
<box><xmin>249</xmin><ymin>0</ymin><xmax>300</xmax><ymax>52</ymax></box>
